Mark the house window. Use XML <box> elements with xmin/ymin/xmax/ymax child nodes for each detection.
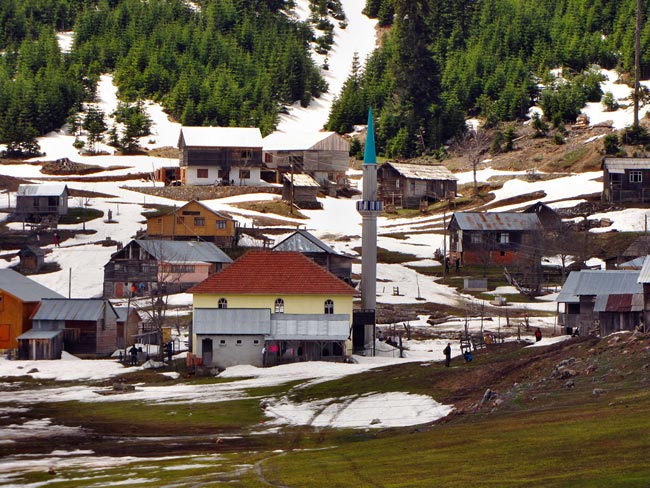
<box><xmin>253</xmin><ymin>339</ymin><xmax>260</xmax><ymax>345</ymax></box>
<box><xmin>194</xmin><ymin>217</ymin><xmax>205</xmax><ymax>226</ymax></box>
<box><xmin>470</xmin><ymin>233</ymin><xmax>482</xmax><ymax>244</ymax></box>
<box><xmin>324</xmin><ymin>299</ymin><xmax>334</xmax><ymax>314</ymax></box>
<box><xmin>216</xmin><ymin>220</ymin><xmax>226</xmax><ymax>229</ymax></box>
<box><xmin>410</xmin><ymin>181</ymin><xmax>416</xmax><ymax>191</ymax></box>
<box><xmin>630</xmin><ymin>170</ymin><xmax>642</xmax><ymax>183</ymax></box>
<box><xmin>274</xmin><ymin>298</ymin><xmax>284</xmax><ymax>313</ymax></box>
<box><xmin>499</xmin><ymin>233</ymin><xmax>510</xmax><ymax>244</ymax></box>
<box><xmin>197</xmin><ymin>168</ymin><xmax>209</xmax><ymax>178</ymax></box>
<box><xmin>218</xmin><ymin>298</ymin><xmax>228</xmax><ymax>309</ymax></box>
<box><xmin>236</xmin><ymin>339</ymin><xmax>243</xmax><ymax>346</ymax></box>
<box><xmin>219</xmin><ymin>339</ymin><xmax>226</xmax><ymax>346</ymax></box>
<box><xmin>239</xmin><ymin>169</ymin><xmax>251</xmax><ymax>179</ymax></box>
<box><xmin>241</xmin><ymin>150</ymin><xmax>252</xmax><ymax>159</ymax></box>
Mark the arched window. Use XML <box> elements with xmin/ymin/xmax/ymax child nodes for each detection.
<box><xmin>274</xmin><ymin>298</ymin><xmax>284</xmax><ymax>313</ymax></box>
<box><xmin>324</xmin><ymin>299</ymin><xmax>334</xmax><ymax>314</ymax></box>
<box><xmin>218</xmin><ymin>298</ymin><xmax>228</xmax><ymax>309</ymax></box>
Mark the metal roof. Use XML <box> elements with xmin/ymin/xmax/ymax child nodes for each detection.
<box><xmin>263</xmin><ymin>131</ymin><xmax>345</xmax><ymax>151</ymax></box>
<box><xmin>272</xmin><ymin>230</ymin><xmax>337</xmax><ymax>254</ymax></box>
<box><xmin>0</xmin><ymin>269</ymin><xmax>63</xmax><ymax>302</ymax></box>
<box><xmin>603</xmin><ymin>158</ymin><xmax>650</xmax><ymax>173</ymax></box>
<box><xmin>17</xmin><ymin>183</ymin><xmax>68</xmax><ymax>197</ymax></box>
<box><xmin>135</xmin><ymin>240</ymin><xmax>233</xmax><ymax>264</ymax></box>
<box><xmin>451</xmin><ymin>212</ymin><xmax>542</xmax><ymax>231</ymax></box>
<box><xmin>283</xmin><ymin>173</ymin><xmax>320</xmax><ymax>187</ymax></box>
<box><xmin>178</xmin><ymin>127</ymin><xmax>262</xmax><ymax>148</ymax></box>
<box><xmin>557</xmin><ymin>270</ymin><xmax>642</xmax><ymax>303</ymax></box>
<box><xmin>618</xmin><ymin>256</ymin><xmax>646</xmax><ymax>269</ymax></box>
<box><xmin>33</xmin><ymin>299</ymin><xmax>118</xmax><ymax>321</ymax></box>
<box><xmin>594</xmin><ymin>293</ymin><xmax>643</xmax><ymax>313</ymax></box>
<box><xmin>382</xmin><ymin>162</ymin><xmax>457</xmax><ymax>181</ymax></box>
<box><xmin>113</xmin><ymin>306</ymin><xmax>141</xmax><ymax>323</ymax></box>
<box><xmin>17</xmin><ymin>329</ymin><xmax>63</xmax><ymax>340</ymax></box>
<box><xmin>637</xmin><ymin>256</ymin><xmax>650</xmax><ymax>283</ymax></box>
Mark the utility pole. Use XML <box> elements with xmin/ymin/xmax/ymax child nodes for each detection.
<box><xmin>634</xmin><ymin>0</ymin><xmax>641</xmax><ymax>129</ymax></box>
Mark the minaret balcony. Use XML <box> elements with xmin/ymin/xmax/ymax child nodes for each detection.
<box><xmin>356</xmin><ymin>200</ymin><xmax>383</xmax><ymax>212</ymax></box>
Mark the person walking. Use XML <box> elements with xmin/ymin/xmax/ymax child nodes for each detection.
<box><xmin>443</xmin><ymin>343</ymin><xmax>452</xmax><ymax>367</ymax></box>
<box><xmin>53</xmin><ymin>232</ymin><xmax>60</xmax><ymax>247</ymax></box>
<box><xmin>129</xmin><ymin>344</ymin><xmax>138</xmax><ymax>366</ymax></box>
<box><xmin>535</xmin><ymin>327</ymin><xmax>542</xmax><ymax>342</ymax></box>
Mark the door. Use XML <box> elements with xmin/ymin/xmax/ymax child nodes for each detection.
<box><xmin>202</xmin><ymin>338</ymin><xmax>213</xmax><ymax>366</ymax></box>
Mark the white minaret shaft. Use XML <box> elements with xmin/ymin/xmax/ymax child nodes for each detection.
<box><xmin>356</xmin><ymin>107</ymin><xmax>382</xmax><ymax>346</ymax></box>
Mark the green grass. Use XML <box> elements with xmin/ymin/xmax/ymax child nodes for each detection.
<box><xmin>59</xmin><ymin>207</ymin><xmax>103</xmax><ymax>224</ymax></box>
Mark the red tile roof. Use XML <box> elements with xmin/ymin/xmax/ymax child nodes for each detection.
<box><xmin>188</xmin><ymin>250</ymin><xmax>357</xmax><ymax>295</ymax></box>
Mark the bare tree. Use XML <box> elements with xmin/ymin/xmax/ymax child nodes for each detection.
<box><xmin>454</xmin><ymin>127</ymin><xmax>492</xmax><ymax>193</ymax></box>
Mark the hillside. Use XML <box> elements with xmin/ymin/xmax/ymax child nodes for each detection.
<box><xmin>2</xmin><ymin>332</ymin><xmax>650</xmax><ymax>485</ymax></box>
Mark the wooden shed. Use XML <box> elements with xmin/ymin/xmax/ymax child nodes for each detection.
<box><xmin>377</xmin><ymin>162</ymin><xmax>457</xmax><ymax>209</ymax></box>
<box><xmin>18</xmin><ymin>246</ymin><xmax>46</xmax><ymax>273</ymax></box>
<box><xmin>282</xmin><ymin>173</ymin><xmax>322</xmax><ymax>209</ymax></box>
<box><xmin>602</xmin><ymin>158</ymin><xmax>650</xmax><ymax>203</ymax></box>
<box><xmin>15</xmin><ymin>183</ymin><xmax>69</xmax><ymax>222</ymax></box>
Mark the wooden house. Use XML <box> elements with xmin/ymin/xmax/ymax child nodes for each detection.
<box><xmin>19</xmin><ymin>298</ymin><xmax>119</xmax><ymax>359</ymax></box>
<box><xmin>377</xmin><ymin>162</ymin><xmax>457</xmax><ymax>209</ymax></box>
<box><xmin>146</xmin><ymin>200</ymin><xmax>238</xmax><ymax>247</ymax></box>
<box><xmin>178</xmin><ymin>126</ymin><xmax>263</xmax><ymax>186</ymax></box>
<box><xmin>522</xmin><ymin>201</ymin><xmax>563</xmax><ymax>231</ymax></box>
<box><xmin>557</xmin><ymin>270</ymin><xmax>643</xmax><ymax>336</ymax></box>
<box><xmin>114</xmin><ymin>306</ymin><xmax>142</xmax><ymax>350</ymax></box>
<box><xmin>605</xmin><ymin>235</ymin><xmax>650</xmax><ymax>269</ymax></box>
<box><xmin>602</xmin><ymin>157</ymin><xmax>650</xmax><ymax>203</ymax></box>
<box><xmin>638</xmin><ymin>256</ymin><xmax>650</xmax><ymax>333</ymax></box>
<box><xmin>103</xmin><ymin>239</ymin><xmax>233</xmax><ymax>298</ymax></box>
<box><xmin>15</xmin><ymin>183</ymin><xmax>69</xmax><ymax>222</ymax></box>
<box><xmin>0</xmin><ymin>269</ymin><xmax>63</xmax><ymax>353</ymax></box>
<box><xmin>263</xmin><ymin>131</ymin><xmax>350</xmax><ymax>192</ymax></box>
<box><xmin>272</xmin><ymin>230</ymin><xmax>353</xmax><ymax>283</ymax></box>
<box><xmin>188</xmin><ymin>251</ymin><xmax>356</xmax><ymax>369</ymax></box>
<box><xmin>448</xmin><ymin>212</ymin><xmax>543</xmax><ymax>266</ymax></box>
<box><xmin>18</xmin><ymin>245</ymin><xmax>46</xmax><ymax>273</ymax></box>
<box><xmin>282</xmin><ymin>173</ymin><xmax>322</xmax><ymax>209</ymax></box>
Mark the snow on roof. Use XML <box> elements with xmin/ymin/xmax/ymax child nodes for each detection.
<box><xmin>0</xmin><ymin>269</ymin><xmax>63</xmax><ymax>302</ymax></box>
<box><xmin>33</xmin><ymin>299</ymin><xmax>118</xmax><ymax>321</ymax></box>
<box><xmin>603</xmin><ymin>158</ymin><xmax>650</xmax><ymax>173</ymax></box>
<box><xmin>16</xmin><ymin>183</ymin><xmax>68</xmax><ymax>197</ymax></box>
<box><xmin>382</xmin><ymin>162</ymin><xmax>457</xmax><ymax>181</ymax></box>
<box><xmin>451</xmin><ymin>212</ymin><xmax>542</xmax><ymax>231</ymax></box>
<box><xmin>189</xmin><ymin>251</ymin><xmax>356</xmax><ymax>295</ymax></box>
<box><xmin>557</xmin><ymin>270</ymin><xmax>642</xmax><ymax>303</ymax></box>
<box><xmin>179</xmin><ymin>126</ymin><xmax>262</xmax><ymax>148</ymax></box>
<box><xmin>135</xmin><ymin>240</ymin><xmax>233</xmax><ymax>264</ymax></box>
<box><xmin>262</xmin><ymin>131</ymin><xmax>344</xmax><ymax>151</ymax></box>
<box><xmin>282</xmin><ymin>173</ymin><xmax>320</xmax><ymax>187</ymax></box>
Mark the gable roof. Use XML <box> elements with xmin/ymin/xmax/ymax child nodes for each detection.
<box><xmin>282</xmin><ymin>173</ymin><xmax>320</xmax><ymax>187</ymax></box>
<box><xmin>17</xmin><ymin>183</ymin><xmax>68</xmax><ymax>197</ymax></box>
<box><xmin>623</xmin><ymin>236</ymin><xmax>650</xmax><ymax>257</ymax></box>
<box><xmin>114</xmin><ymin>306</ymin><xmax>141</xmax><ymax>322</ymax></box>
<box><xmin>148</xmin><ymin>200</ymin><xmax>233</xmax><ymax>222</ymax></box>
<box><xmin>18</xmin><ymin>245</ymin><xmax>46</xmax><ymax>257</ymax></box>
<box><xmin>272</xmin><ymin>230</ymin><xmax>337</xmax><ymax>254</ymax></box>
<box><xmin>557</xmin><ymin>270</ymin><xmax>642</xmax><ymax>303</ymax></box>
<box><xmin>32</xmin><ymin>298</ymin><xmax>118</xmax><ymax>321</ymax></box>
<box><xmin>189</xmin><ymin>250</ymin><xmax>356</xmax><ymax>295</ymax></box>
<box><xmin>451</xmin><ymin>212</ymin><xmax>542</xmax><ymax>231</ymax></box>
<box><xmin>134</xmin><ymin>240</ymin><xmax>233</xmax><ymax>264</ymax></box>
<box><xmin>262</xmin><ymin>131</ymin><xmax>348</xmax><ymax>151</ymax></box>
<box><xmin>178</xmin><ymin>127</ymin><xmax>262</xmax><ymax>148</ymax></box>
<box><xmin>0</xmin><ymin>269</ymin><xmax>63</xmax><ymax>302</ymax></box>
<box><xmin>603</xmin><ymin>157</ymin><xmax>650</xmax><ymax>173</ymax></box>
<box><xmin>381</xmin><ymin>162</ymin><xmax>457</xmax><ymax>181</ymax></box>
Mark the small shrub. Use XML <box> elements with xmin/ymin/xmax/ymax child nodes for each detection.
<box><xmin>553</xmin><ymin>133</ymin><xmax>566</xmax><ymax>145</ymax></box>
<box><xmin>601</xmin><ymin>91</ymin><xmax>619</xmax><ymax>112</ymax></box>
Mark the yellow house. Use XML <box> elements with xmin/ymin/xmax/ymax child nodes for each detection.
<box><xmin>146</xmin><ymin>200</ymin><xmax>237</xmax><ymax>247</ymax></box>
<box><xmin>189</xmin><ymin>250</ymin><xmax>357</xmax><ymax>368</ymax></box>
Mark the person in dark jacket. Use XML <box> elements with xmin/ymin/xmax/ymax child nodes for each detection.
<box><xmin>535</xmin><ymin>328</ymin><xmax>542</xmax><ymax>342</ymax></box>
<box><xmin>129</xmin><ymin>345</ymin><xmax>138</xmax><ymax>366</ymax></box>
<box><xmin>443</xmin><ymin>343</ymin><xmax>451</xmax><ymax>367</ymax></box>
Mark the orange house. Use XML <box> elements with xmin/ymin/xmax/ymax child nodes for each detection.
<box><xmin>0</xmin><ymin>269</ymin><xmax>63</xmax><ymax>352</ymax></box>
<box><xmin>146</xmin><ymin>200</ymin><xmax>237</xmax><ymax>247</ymax></box>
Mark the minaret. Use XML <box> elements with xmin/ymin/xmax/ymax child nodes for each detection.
<box><xmin>356</xmin><ymin>107</ymin><xmax>382</xmax><ymax>347</ymax></box>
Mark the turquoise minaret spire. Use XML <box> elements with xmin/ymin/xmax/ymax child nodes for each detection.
<box><xmin>356</xmin><ymin>107</ymin><xmax>382</xmax><ymax>351</ymax></box>
<box><xmin>363</xmin><ymin>106</ymin><xmax>376</xmax><ymax>164</ymax></box>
